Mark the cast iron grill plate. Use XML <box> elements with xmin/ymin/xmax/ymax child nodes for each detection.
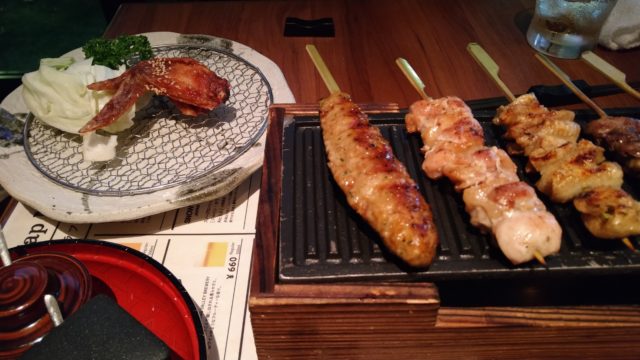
<box><xmin>279</xmin><ymin>108</ymin><xmax>640</xmax><ymax>283</ymax></box>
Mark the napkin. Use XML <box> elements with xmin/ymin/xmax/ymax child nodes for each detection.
<box><xmin>598</xmin><ymin>0</ymin><xmax>640</xmax><ymax>50</ymax></box>
<box><xmin>21</xmin><ymin>295</ymin><xmax>170</xmax><ymax>360</ymax></box>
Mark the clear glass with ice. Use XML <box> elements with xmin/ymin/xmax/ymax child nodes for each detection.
<box><xmin>526</xmin><ymin>0</ymin><xmax>618</xmax><ymax>59</ymax></box>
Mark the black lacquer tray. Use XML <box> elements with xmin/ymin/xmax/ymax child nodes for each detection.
<box><xmin>278</xmin><ymin>107</ymin><xmax>640</xmax><ymax>283</ymax></box>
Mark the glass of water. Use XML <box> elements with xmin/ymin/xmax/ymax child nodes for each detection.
<box><xmin>526</xmin><ymin>0</ymin><xmax>618</xmax><ymax>59</ymax></box>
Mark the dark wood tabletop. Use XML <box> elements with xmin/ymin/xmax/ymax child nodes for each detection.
<box><xmin>104</xmin><ymin>0</ymin><xmax>640</xmax><ymax>109</ymax></box>
<box><xmin>101</xmin><ymin>1</ymin><xmax>640</xmax><ymax>359</ymax></box>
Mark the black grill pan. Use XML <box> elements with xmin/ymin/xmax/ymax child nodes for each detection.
<box><xmin>278</xmin><ymin>108</ymin><xmax>640</xmax><ymax>283</ymax></box>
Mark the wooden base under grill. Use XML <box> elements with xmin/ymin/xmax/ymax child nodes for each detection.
<box><xmin>250</xmin><ymin>104</ymin><xmax>640</xmax><ymax>359</ymax></box>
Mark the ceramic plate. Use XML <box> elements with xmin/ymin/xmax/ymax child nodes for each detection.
<box><xmin>0</xmin><ymin>32</ymin><xmax>295</xmax><ymax>223</ymax></box>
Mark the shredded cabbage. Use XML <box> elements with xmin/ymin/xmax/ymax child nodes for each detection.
<box><xmin>21</xmin><ymin>57</ymin><xmax>141</xmax><ymax>161</ymax></box>
<box><xmin>22</xmin><ymin>57</ymin><xmax>135</xmax><ymax>134</ymax></box>
<box><xmin>82</xmin><ymin>132</ymin><xmax>118</xmax><ymax>162</ymax></box>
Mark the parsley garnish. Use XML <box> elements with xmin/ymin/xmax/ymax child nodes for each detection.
<box><xmin>82</xmin><ymin>35</ymin><xmax>153</xmax><ymax>69</ymax></box>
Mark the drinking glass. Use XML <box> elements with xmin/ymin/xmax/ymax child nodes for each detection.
<box><xmin>526</xmin><ymin>0</ymin><xmax>618</xmax><ymax>59</ymax></box>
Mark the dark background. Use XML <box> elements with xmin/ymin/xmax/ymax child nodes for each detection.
<box><xmin>0</xmin><ymin>0</ymin><xmax>109</xmax><ymax>98</ymax></box>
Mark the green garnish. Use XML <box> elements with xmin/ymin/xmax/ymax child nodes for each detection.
<box><xmin>82</xmin><ymin>35</ymin><xmax>153</xmax><ymax>69</ymax></box>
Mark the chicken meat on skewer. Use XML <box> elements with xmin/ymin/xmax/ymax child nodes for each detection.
<box><xmin>406</xmin><ymin>96</ymin><xmax>562</xmax><ymax>265</ymax></box>
<box><xmin>466</xmin><ymin>43</ymin><xmax>639</xmax><ymax>249</ymax></box>
<box><xmin>579</xmin><ymin>53</ymin><xmax>640</xmax><ymax>176</ymax></box>
<box><xmin>585</xmin><ymin>116</ymin><xmax>640</xmax><ymax>177</ymax></box>
<box><xmin>494</xmin><ymin>94</ymin><xmax>640</xmax><ymax>240</ymax></box>
<box><xmin>319</xmin><ymin>91</ymin><xmax>439</xmax><ymax>267</ymax></box>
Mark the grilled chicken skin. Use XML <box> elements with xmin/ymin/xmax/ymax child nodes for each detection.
<box><xmin>494</xmin><ymin>93</ymin><xmax>640</xmax><ymax>239</ymax></box>
<box><xmin>319</xmin><ymin>92</ymin><xmax>439</xmax><ymax>267</ymax></box>
<box><xmin>573</xmin><ymin>187</ymin><xmax>640</xmax><ymax>239</ymax></box>
<box><xmin>80</xmin><ymin>57</ymin><xmax>230</xmax><ymax>133</ymax></box>
<box><xmin>407</xmin><ymin>97</ymin><xmax>562</xmax><ymax>265</ymax></box>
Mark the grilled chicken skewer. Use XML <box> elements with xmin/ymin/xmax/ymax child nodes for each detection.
<box><xmin>307</xmin><ymin>45</ymin><xmax>439</xmax><ymax>267</ymax></box>
<box><xmin>467</xmin><ymin>43</ymin><xmax>640</xmax><ymax>250</ymax></box>
<box><xmin>396</xmin><ymin>58</ymin><xmax>561</xmax><ymax>265</ymax></box>
<box><xmin>536</xmin><ymin>53</ymin><xmax>640</xmax><ymax>177</ymax></box>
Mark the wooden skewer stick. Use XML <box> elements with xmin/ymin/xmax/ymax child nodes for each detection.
<box><xmin>534</xmin><ymin>53</ymin><xmax>608</xmax><ymax>119</ymax></box>
<box><xmin>466</xmin><ymin>43</ymin><xmax>516</xmax><ymax>102</ymax></box>
<box><xmin>533</xmin><ymin>251</ymin><xmax>547</xmax><ymax>266</ymax></box>
<box><xmin>305</xmin><ymin>44</ymin><xmax>341</xmax><ymax>94</ymax></box>
<box><xmin>395</xmin><ymin>58</ymin><xmax>430</xmax><ymax>100</ymax></box>
<box><xmin>622</xmin><ymin>238</ymin><xmax>636</xmax><ymax>252</ymax></box>
<box><xmin>581</xmin><ymin>51</ymin><xmax>640</xmax><ymax>101</ymax></box>
<box><xmin>396</xmin><ymin>54</ymin><xmax>548</xmax><ymax>266</ymax></box>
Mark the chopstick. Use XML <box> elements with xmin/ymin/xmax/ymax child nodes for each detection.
<box><xmin>581</xmin><ymin>51</ymin><xmax>640</xmax><ymax>101</ymax></box>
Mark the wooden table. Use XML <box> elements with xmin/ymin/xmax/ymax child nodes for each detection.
<box><xmin>104</xmin><ymin>1</ymin><xmax>640</xmax><ymax>359</ymax></box>
<box><xmin>105</xmin><ymin>0</ymin><xmax>640</xmax><ymax>108</ymax></box>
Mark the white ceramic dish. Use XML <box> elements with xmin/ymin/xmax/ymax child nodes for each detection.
<box><xmin>0</xmin><ymin>32</ymin><xmax>294</xmax><ymax>223</ymax></box>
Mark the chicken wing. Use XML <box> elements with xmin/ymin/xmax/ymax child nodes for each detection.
<box><xmin>80</xmin><ymin>57</ymin><xmax>230</xmax><ymax>133</ymax></box>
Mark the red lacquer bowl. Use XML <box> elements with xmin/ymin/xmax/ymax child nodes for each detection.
<box><xmin>9</xmin><ymin>240</ymin><xmax>207</xmax><ymax>360</ymax></box>
<box><xmin>0</xmin><ymin>251</ymin><xmax>92</xmax><ymax>359</ymax></box>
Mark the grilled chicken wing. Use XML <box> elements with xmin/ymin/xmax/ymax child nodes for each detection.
<box><xmin>80</xmin><ymin>57</ymin><xmax>230</xmax><ymax>133</ymax></box>
<box><xmin>319</xmin><ymin>92</ymin><xmax>439</xmax><ymax>267</ymax></box>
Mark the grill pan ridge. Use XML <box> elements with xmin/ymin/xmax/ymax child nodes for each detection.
<box><xmin>278</xmin><ymin>108</ymin><xmax>640</xmax><ymax>283</ymax></box>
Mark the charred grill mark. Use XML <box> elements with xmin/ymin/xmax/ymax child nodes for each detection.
<box><xmin>489</xmin><ymin>182</ymin><xmax>531</xmax><ymax>208</ymax></box>
<box><xmin>385</xmin><ymin>182</ymin><xmax>422</xmax><ymax>207</ymax></box>
<box><xmin>571</xmin><ymin>148</ymin><xmax>600</xmax><ymax>165</ymax></box>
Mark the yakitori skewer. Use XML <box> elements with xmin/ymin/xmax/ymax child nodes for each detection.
<box><xmin>535</xmin><ymin>53</ymin><xmax>640</xmax><ymax>177</ymax></box>
<box><xmin>305</xmin><ymin>45</ymin><xmax>439</xmax><ymax>267</ymax></box>
<box><xmin>581</xmin><ymin>51</ymin><xmax>640</xmax><ymax>101</ymax></box>
<box><xmin>396</xmin><ymin>57</ymin><xmax>561</xmax><ymax>265</ymax></box>
<box><xmin>467</xmin><ymin>43</ymin><xmax>639</xmax><ymax>252</ymax></box>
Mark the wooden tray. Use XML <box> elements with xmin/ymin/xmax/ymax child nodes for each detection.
<box><xmin>249</xmin><ymin>104</ymin><xmax>640</xmax><ymax>360</ymax></box>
